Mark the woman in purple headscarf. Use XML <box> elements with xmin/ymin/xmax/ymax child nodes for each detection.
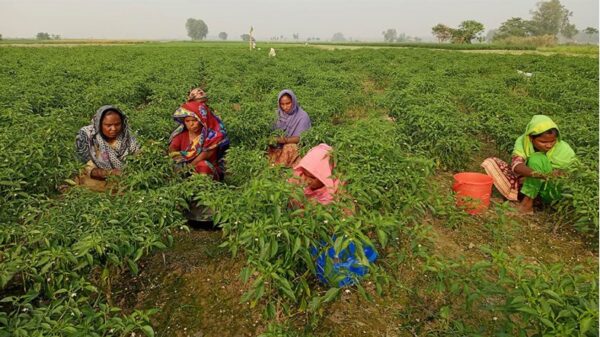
<box><xmin>268</xmin><ymin>89</ymin><xmax>312</xmax><ymax>167</ymax></box>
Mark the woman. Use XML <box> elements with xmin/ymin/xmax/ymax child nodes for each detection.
<box><xmin>169</xmin><ymin>89</ymin><xmax>229</xmax><ymax>180</ymax></box>
<box><xmin>292</xmin><ymin>143</ymin><xmax>339</xmax><ymax>205</ymax></box>
<box><xmin>481</xmin><ymin>115</ymin><xmax>576</xmax><ymax>213</ymax></box>
<box><xmin>75</xmin><ymin>105</ymin><xmax>140</xmax><ymax>191</ymax></box>
<box><xmin>268</xmin><ymin>89</ymin><xmax>311</xmax><ymax>167</ymax></box>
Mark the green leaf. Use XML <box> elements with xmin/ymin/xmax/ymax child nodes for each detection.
<box><xmin>516</xmin><ymin>306</ymin><xmax>538</xmax><ymax>316</ymax></box>
<box><xmin>292</xmin><ymin>237</ymin><xmax>301</xmax><ymax>255</ymax></box>
<box><xmin>376</xmin><ymin>229</ymin><xmax>388</xmax><ymax>248</ymax></box>
<box><xmin>141</xmin><ymin>325</ymin><xmax>155</xmax><ymax>337</ymax></box>
<box><xmin>240</xmin><ymin>267</ymin><xmax>251</xmax><ymax>283</ymax></box>
<box><xmin>539</xmin><ymin>317</ymin><xmax>554</xmax><ymax>329</ymax></box>
<box><xmin>580</xmin><ymin>317</ymin><xmax>592</xmax><ymax>335</ymax></box>
<box><xmin>321</xmin><ymin>287</ymin><xmax>340</xmax><ymax>304</ymax></box>
<box><xmin>127</xmin><ymin>259</ymin><xmax>139</xmax><ymax>276</ymax></box>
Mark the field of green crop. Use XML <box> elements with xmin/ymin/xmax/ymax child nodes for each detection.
<box><xmin>0</xmin><ymin>43</ymin><xmax>598</xmax><ymax>336</ymax></box>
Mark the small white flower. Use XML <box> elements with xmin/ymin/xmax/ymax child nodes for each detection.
<box><xmin>493</xmin><ymin>316</ymin><xmax>498</xmax><ymax>321</ymax></box>
<box><xmin>323</xmin><ymin>220</ymin><xmax>328</xmax><ymax>224</ymax></box>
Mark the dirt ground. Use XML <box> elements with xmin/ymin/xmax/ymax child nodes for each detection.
<box><xmin>111</xmin><ymin>79</ymin><xmax>597</xmax><ymax>337</ymax></box>
<box><xmin>113</xmin><ymin>167</ymin><xmax>597</xmax><ymax>337</ymax></box>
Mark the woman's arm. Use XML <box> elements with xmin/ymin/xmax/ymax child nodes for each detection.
<box><xmin>90</xmin><ymin>167</ymin><xmax>121</xmax><ymax>180</ymax></box>
<box><xmin>190</xmin><ymin>148</ymin><xmax>217</xmax><ymax>166</ymax></box>
<box><xmin>513</xmin><ymin>163</ymin><xmax>547</xmax><ymax>179</ymax></box>
<box><xmin>277</xmin><ymin>136</ymin><xmax>300</xmax><ymax>144</ymax></box>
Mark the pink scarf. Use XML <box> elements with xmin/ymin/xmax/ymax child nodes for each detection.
<box><xmin>293</xmin><ymin>144</ymin><xmax>339</xmax><ymax>205</ymax></box>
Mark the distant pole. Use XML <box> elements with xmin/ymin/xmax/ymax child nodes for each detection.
<box><xmin>249</xmin><ymin>26</ymin><xmax>254</xmax><ymax>50</ymax></box>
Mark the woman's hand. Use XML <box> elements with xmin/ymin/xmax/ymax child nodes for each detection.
<box><xmin>188</xmin><ymin>88</ymin><xmax>207</xmax><ymax>101</ymax></box>
<box><xmin>90</xmin><ymin>168</ymin><xmax>121</xmax><ymax>180</ymax></box>
<box><xmin>277</xmin><ymin>136</ymin><xmax>300</xmax><ymax>144</ymax></box>
<box><xmin>531</xmin><ymin>171</ymin><xmax>554</xmax><ymax>180</ymax></box>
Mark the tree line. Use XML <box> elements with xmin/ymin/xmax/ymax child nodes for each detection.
<box><xmin>430</xmin><ymin>0</ymin><xmax>598</xmax><ymax>44</ymax></box>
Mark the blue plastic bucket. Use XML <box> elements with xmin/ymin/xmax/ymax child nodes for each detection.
<box><xmin>311</xmin><ymin>237</ymin><xmax>378</xmax><ymax>287</ymax></box>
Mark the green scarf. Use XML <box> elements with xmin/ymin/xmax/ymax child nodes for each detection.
<box><xmin>512</xmin><ymin>115</ymin><xmax>575</xmax><ymax>169</ymax></box>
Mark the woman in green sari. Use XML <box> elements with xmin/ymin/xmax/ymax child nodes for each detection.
<box><xmin>481</xmin><ymin>115</ymin><xmax>576</xmax><ymax>213</ymax></box>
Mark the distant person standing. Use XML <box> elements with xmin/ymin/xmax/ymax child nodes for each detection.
<box><xmin>268</xmin><ymin>89</ymin><xmax>311</xmax><ymax>167</ymax></box>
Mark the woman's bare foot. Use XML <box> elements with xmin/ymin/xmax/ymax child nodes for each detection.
<box><xmin>519</xmin><ymin>196</ymin><xmax>534</xmax><ymax>214</ymax></box>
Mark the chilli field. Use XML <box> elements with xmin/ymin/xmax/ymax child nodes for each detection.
<box><xmin>0</xmin><ymin>42</ymin><xmax>598</xmax><ymax>336</ymax></box>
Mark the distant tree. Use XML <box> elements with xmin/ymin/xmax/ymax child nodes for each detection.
<box><xmin>218</xmin><ymin>32</ymin><xmax>228</xmax><ymax>40</ymax></box>
<box><xmin>529</xmin><ymin>0</ymin><xmax>574</xmax><ymax>37</ymax></box>
<box><xmin>331</xmin><ymin>32</ymin><xmax>346</xmax><ymax>42</ymax></box>
<box><xmin>452</xmin><ymin>20</ymin><xmax>485</xmax><ymax>44</ymax></box>
<box><xmin>431</xmin><ymin>24</ymin><xmax>452</xmax><ymax>43</ymax></box>
<box><xmin>50</xmin><ymin>34</ymin><xmax>61</xmax><ymax>40</ymax></box>
<box><xmin>292</xmin><ymin>33</ymin><xmax>299</xmax><ymax>40</ymax></box>
<box><xmin>494</xmin><ymin>17</ymin><xmax>532</xmax><ymax>40</ymax></box>
<box><xmin>240</xmin><ymin>34</ymin><xmax>250</xmax><ymax>42</ymax></box>
<box><xmin>584</xmin><ymin>27</ymin><xmax>599</xmax><ymax>35</ymax></box>
<box><xmin>486</xmin><ymin>29</ymin><xmax>497</xmax><ymax>42</ymax></box>
<box><xmin>561</xmin><ymin>23</ymin><xmax>578</xmax><ymax>39</ymax></box>
<box><xmin>396</xmin><ymin>33</ymin><xmax>409</xmax><ymax>42</ymax></box>
<box><xmin>382</xmin><ymin>28</ymin><xmax>398</xmax><ymax>42</ymax></box>
<box><xmin>36</xmin><ymin>32</ymin><xmax>51</xmax><ymax>40</ymax></box>
<box><xmin>0</xmin><ymin>34</ymin><xmax>3</xmax><ymax>41</ymax></box>
<box><xmin>185</xmin><ymin>18</ymin><xmax>208</xmax><ymax>40</ymax></box>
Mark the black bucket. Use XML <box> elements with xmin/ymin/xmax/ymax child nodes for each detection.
<box><xmin>183</xmin><ymin>200</ymin><xmax>219</xmax><ymax>231</ymax></box>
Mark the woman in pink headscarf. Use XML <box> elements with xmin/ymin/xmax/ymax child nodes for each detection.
<box><xmin>291</xmin><ymin>143</ymin><xmax>339</xmax><ymax>205</ymax></box>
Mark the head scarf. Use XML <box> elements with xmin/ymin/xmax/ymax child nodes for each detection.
<box><xmin>75</xmin><ymin>105</ymin><xmax>140</xmax><ymax>170</ymax></box>
<box><xmin>293</xmin><ymin>143</ymin><xmax>339</xmax><ymax>205</ymax></box>
<box><xmin>512</xmin><ymin>115</ymin><xmax>575</xmax><ymax>169</ymax></box>
<box><xmin>275</xmin><ymin>89</ymin><xmax>311</xmax><ymax>137</ymax></box>
<box><xmin>169</xmin><ymin>100</ymin><xmax>229</xmax><ymax>163</ymax></box>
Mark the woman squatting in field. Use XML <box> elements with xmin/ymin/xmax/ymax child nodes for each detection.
<box><xmin>75</xmin><ymin>105</ymin><xmax>140</xmax><ymax>191</ymax></box>
<box><xmin>168</xmin><ymin>88</ymin><xmax>229</xmax><ymax>181</ymax></box>
<box><xmin>481</xmin><ymin>115</ymin><xmax>576</xmax><ymax>214</ymax></box>
<box><xmin>290</xmin><ymin>143</ymin><xmax>340</xmax><ymax>206</ymax></box>
<box><xmin>268</xmin><ymin>89</ymin><xmax>312</xmax><ymax>167</ymax></box>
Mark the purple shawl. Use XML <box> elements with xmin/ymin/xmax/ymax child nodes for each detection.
<box><xmin>274</xmin><ymin>89</ymin><xmax>311</xmax><ymax>137</ymax></box>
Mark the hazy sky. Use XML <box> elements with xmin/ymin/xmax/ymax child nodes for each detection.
<box><xmin>0</xmin><ymin>0</ymin><xmax>597</xmax><ymax>40</ymax></box>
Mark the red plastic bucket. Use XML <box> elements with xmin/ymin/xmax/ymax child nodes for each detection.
<box><xmin>452</xmin><ymin>172</ymin><xmax>494</xmax><ymax>215</ymax></box>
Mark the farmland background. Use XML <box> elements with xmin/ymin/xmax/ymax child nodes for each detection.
<box><xmin>0</xmin><ymin>42</ymin><xmax>598</xmax><ymax>336</ymax></box>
